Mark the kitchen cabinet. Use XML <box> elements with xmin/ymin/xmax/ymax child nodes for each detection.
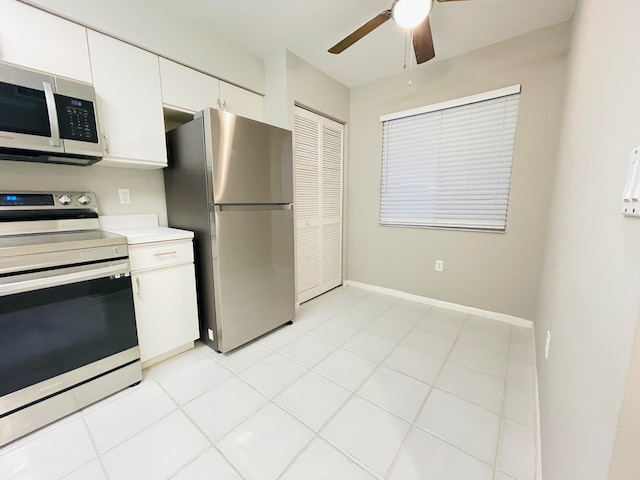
<box><xmin>87</xmin><ymin>31</ymin><xmax>168</xmax><ymax>168</ymax></box>
<box><xmin>0</xmin><ymin>1</ymin><xmax>92</xmax><ymax>83</ymax></box>
<box><xmin>159</xmin><ymin>57</ymin><xmax>263</xmax><ymax>121</ymax></box>
<box><xmin>219</xmin><ymin>80</ymin><xmax>264</xmax><ymax>122</ymax></box>
<box><xmin>159</xmin><ymin>58</ymin><xmax>219</xmax><ymax>113</ymax></box>
<box><xmin>128</xmin><ymin>237</ymin><xmax>199</xmax><ymax>365</ymax></box>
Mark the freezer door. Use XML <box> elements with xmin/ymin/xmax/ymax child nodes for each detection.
<box><xmin>206</xmin><ymin>109</ymin><xmax>293</xmax><ymax>204</ymax></box>
<box><xmin>213</xmin><ymin>205</ymin><xmax>295</xmax><ymax>352</ymax></box>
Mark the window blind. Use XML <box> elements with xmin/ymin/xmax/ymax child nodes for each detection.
<box><xmin>380</xmin><ymin>87</ymin><xmax>521</xmax><ymax>231</ymax></box>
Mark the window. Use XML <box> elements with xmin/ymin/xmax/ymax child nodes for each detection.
<box><xmin>380</xmin><ymin>85</ymin><xmax>521</xmax><ymax>231</ymax></box>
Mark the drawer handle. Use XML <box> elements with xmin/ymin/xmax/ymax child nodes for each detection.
<box><xmin>153</xmin><ymin>251</ymin><xmax>177</xmax><ymax>257</ymax></box>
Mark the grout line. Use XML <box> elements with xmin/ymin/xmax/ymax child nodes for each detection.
<box><xmin>492</xmin><ymin>325</ymin><xmax>513</xmax><ymax>480</ymax></box>
<box><xmin>78</xmin><ymin>415</ymin><xmax>112</xmax><ymax>480</ymax></box>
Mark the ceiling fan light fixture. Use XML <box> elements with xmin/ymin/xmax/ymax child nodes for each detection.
<box><xmin>392</xmin><ymin>0</ymin><xmax>432</xmax><ymax>29</ymax></box>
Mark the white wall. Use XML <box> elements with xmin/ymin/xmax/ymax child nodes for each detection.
<box><xmin>534</xmin><ymin>0</ymin><xmax>640</xmax><ymax>478</ymax></box>
<box><xmin>0</xmin><ymin>160</ymin><xmax>168</xmax><ymax>225</ymax></box>
<box><xmin>347</xmin><ymin>23</ymin><xmax>570</xmax><ymax>320</ymax></box>
<box><xmin>20</xmin><ymin>0</ymin><xmax>265</xmax><ymax>93</ymax></box>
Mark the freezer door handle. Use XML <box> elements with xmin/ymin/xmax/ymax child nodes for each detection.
<box><xmin>215</xmin><ymin>204</ymin><xmax>293</xmax><ymax>212</ymax></box>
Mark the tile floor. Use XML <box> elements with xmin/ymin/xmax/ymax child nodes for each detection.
<box><xmin>0</xmin><ymin>286</ymin><xmax>537</xmax><ymax>480</ymax></box>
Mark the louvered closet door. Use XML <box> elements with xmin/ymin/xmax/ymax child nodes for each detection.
<box><xmin>294</xmin><ymin>107</ymin><xmax>344</xmax><ymax>303</ymax></box>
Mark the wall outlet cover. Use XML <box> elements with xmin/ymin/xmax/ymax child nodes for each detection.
<box><xmin>118</xmin><ymin>188</ymin><xmax>131</xmax><ymax>205</ymax></box>
<box><xmin>435</xmin><ymin>260</ymin><xmax>444</xmax><ymax>272</ymax></box>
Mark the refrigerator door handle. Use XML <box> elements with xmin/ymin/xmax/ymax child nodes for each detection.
<box><xmin>215</xmin><ymin>204</ymin><xmax>293</xmax><ymax>212</ymax></box>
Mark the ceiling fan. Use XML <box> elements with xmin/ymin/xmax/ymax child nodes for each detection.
<box><xmin>328</xmin><ymin>0</ymin><xmax>467</xmax><ymax>65</ymax></box>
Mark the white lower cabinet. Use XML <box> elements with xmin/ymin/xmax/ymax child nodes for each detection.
<box><xmin>129</xmin><ymin>240</ymin><xmax>199</xmax><ymax>365</ymax></box>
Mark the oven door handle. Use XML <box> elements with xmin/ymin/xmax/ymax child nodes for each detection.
<box><xmin>0</xmin><ymin>263</ymin><xmax>130</xmax><ymax>297</ymax></box>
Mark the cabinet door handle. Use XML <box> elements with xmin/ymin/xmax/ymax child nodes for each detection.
<box><xmin>216</xmin><ymin>99</ymin><xmax>221</xmax><ymax>110</ymax></box>
<box><xmin>222</xmin><ymin>100</ymin><xmax>227</xmax><ymax>111</ymax></box>
<box><xmin>135</xmin><ymin>277</ymin><xmax>141</xmax><ymax>298</ymax></box>
<box><xmin>103</xmin><ymin>133</ymin><xmax>110</xmax><ymax>155</ymax></box>
<box><xmin>153</xmin><ymin>251</ymin><xmax>177</xmax><ymax>257</ymax></box>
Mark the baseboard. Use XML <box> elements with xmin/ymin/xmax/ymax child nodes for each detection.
<box><xmin>344</xmin><ymin>280</ymin><xmax>532</xmax><ymax>328</ymax></box>
<box><xmin>532</xmin><ymin>325</ymin><xmax>544</xmax><ymax>480</ymax></box>
<box><xmin>141</xmin><ymin>341</ymin><xmax>194</xmax><ymax>369</ymax></box>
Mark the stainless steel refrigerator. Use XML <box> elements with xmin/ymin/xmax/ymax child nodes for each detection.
<box><xmin>164</xmin><ymin>109</ymin><xmax>295</xmax><ymax>353</ymax></box>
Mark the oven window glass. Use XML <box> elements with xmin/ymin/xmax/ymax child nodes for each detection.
<box><xmin>0</xmin><ymin>82</ymin><xmax>52</xmax><ymax>137</ymax></box>
<box><xmin>0</xmin><ymin>275</ymin><xmax>138</xmax><ymax>398</ymax></box>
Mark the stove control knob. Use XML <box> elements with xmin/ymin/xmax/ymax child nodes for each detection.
<box><xmin>58</xmin><ymin>194</ymin><xmax>71</xmax><ymax>205</ymax></box>
<box><xmin>78</xmin><ymin>195</ymin><xmax>91</xmax><ymax>206</ymax></box>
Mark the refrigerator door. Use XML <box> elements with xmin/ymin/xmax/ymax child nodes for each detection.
<box><xmin>212</xmin><ymin>205</ymin><xmax>295</xmax><ymax>352</ymax></box>
<box><xmin>204</xmin><ymin>109</ymin><xmax>293</xmax><ymax>205</ymax></box>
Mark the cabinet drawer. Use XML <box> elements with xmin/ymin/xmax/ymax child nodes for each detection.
<box><xmin>129</xmin><ymin>239</ymin><xmax>194</xmax><ymax>271</ymax></box>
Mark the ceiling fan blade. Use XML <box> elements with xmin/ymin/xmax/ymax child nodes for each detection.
<box><xmin>328</xmin><ymin>10</ymin><xmax>392</xmax><ymax>54</ymax></box>
<box><xmin>412</xmin><ymin>16</ymin><xmax>435</xmax><ymax>64</ymax></box>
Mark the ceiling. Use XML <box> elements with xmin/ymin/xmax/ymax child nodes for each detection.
<box><xmin>154</xmin><ymin>0</ymin><xmax>578</xmax><ymax>87</ymax></box>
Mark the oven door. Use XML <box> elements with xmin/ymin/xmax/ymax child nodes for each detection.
<box><xmin>0</xmin><ymin>260</ymin><xmax>138</xmax><ymax>414</ymax></box>
<box><xmin>0</xmin><ymin>64</ymin><xmax>63</xmax><ymax>154</ymax></box>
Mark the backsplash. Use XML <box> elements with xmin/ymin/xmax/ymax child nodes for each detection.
<box><xmin>0</xmin><ymin>160</ymin><xmax>168</xmax><ymax>225</ymax></box>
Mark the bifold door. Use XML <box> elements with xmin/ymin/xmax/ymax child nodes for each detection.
<box><xmin>294</xmin><ymin>107</ymin><xmax>344</xmax><ymax>303</ymax></box>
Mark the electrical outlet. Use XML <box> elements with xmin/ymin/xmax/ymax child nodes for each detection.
<box><xmin>435</xmin><ymin>260</ymin><xmax>444</xmax><ymax>272</ymax></box>
<box><xmin>545</xmin><ymin>330</ymin><xmax>551</xmax><ymax>359</ymax></box>
<box><xmin>118</xmin><ymin>189</ymin><xmax>131</xmax><ymax>205</ymax></box>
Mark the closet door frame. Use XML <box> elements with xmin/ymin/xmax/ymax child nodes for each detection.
<box><xmin>293</xmin><ymin>106</ymin><xmax>345</xmax><ymax>304</ymax></box>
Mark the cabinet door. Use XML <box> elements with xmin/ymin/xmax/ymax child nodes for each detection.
<box><xmin>87</xmin><ymin>31</ymin><xmax>167</xmax><ymax>167</ymax></box>
<box><xmin>219</xmin><ymin>80</ymin><xmax>263</xmax><ymax>122</ymax></box>
<box><xmin>0</xmin><ymin>1</ymin><xmax>92</xmax><ymax>82</ymax></box>
<box><xmin>159</xmin><ymin>58</ymin><xmax>219</xmax><ymax>113</ymax></box>
<box><xmin>294</xmin><ymin>107</ymin><xmax>344</xmax><ymax>303</ymax></box>
<box><xmin>131</xmin><ymin>263</ymin><xmax>199</xmax><ymax>362</ymax></box>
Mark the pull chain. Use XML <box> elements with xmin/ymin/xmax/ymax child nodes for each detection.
<box><xmin>408</xmin><ymin>29</ymin><xmax>413</xmax><ymax>86</ymax></box>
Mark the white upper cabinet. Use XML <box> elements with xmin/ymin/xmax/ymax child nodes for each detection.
<box><xmin>0</xmin><ymin>0</ymin><xmax>92</xmax><ymax>82</ymax></box>
<box><xmin>219</xmin><ymin>80</ymin><xmax>263</xmax><ymax>122</ymax></box>
<box><xmin>87</xmin><ymin>31</ymin><xmax>167</xmax><ymax>168</ymax></box>
<box><xmin>159</xmin><ymin>58</ymin><xmax>219</xmax><ymax>113</ymax></box>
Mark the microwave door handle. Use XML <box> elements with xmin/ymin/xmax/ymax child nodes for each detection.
<box><xmin>42</xmin><ymin>81</ymin><xmax>61</xmax><ymax>147</ymax></box>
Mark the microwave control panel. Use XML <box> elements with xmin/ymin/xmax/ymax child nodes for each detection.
<box><xmin>55</xmin><ymin>95</ymin><xmax>99</xmax><ymax>144</ymax></box>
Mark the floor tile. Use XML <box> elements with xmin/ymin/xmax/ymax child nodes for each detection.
<box><xmin>351</xmin><ymin>293</ymin><xmax>397</xmax><ymax>316</ymax></box>
<box><xmin>259</xmin><ymin>325</ymin><xmax>303</xmax><ymax>350</ymax></box>
<box><xmin>458</xmin><ymin>326</ymin><xmax>510</xmax><ymax>354</ymax></box>
<box><xmin>449</xmin><ymin>341</ymin><xmax>508</xmax><ymax>378</ymax></box>
<box><xmin>240</xmin><ymin>352</ymin><xmax>307</xmax><ymax>398</ymax></box>
<box><xmin>183</xmin><ymin>377</ymin><xmax>267</xmax><ymax>441</ymax></box>
<box><xmin>436</xmin><ymin>362</ymin><xmax>505</xmax><ymax>413</ymax></box>
<box><xmin>159</xmin><ymin>357</ymin><xmax>233</xmax><ymax>405</ymax></box>
<box><xmin>102</xmin><ymin>411</ymin><xmax>209</xmax><ymax>480</ymax></box>
<box><xmin>511</xmin><ymin>326</ymin><xmax>533</xmax><ymax>345</ymax></box>
<box><xmin>218</xmin><ymin>403</ymin><xmax>314</xmax><ymax>480</ymax></box>
<box><xmin>62</xmin><ymin>460</ymin><xmax>106</xmax><ymax>480</ymax></box>
<box><xmin>313</xmin><ymin>349</ymin><xmax>377</xmax><ymax>391</ymax></box>
<box><xmin>358</xmin><ymin>366</ymin><xmax>431</xmax><ymax>421</ymax></box>
<box><xmin>172</xmin><ymin>447</ymin><xmax>243</xmax><ymax>480</ymax></box>
<box><xmin>302</xmin><ymin>300</ymin><xmax>347</xmax><ymax>318</ymax></box>
<box><xmin>322</xmin><ymin>396</ymin><xmax>410</xmax><ymax>478</ymax></box>
<box><xmin>309</xmin><ymin>320</ymin><xmax>358</xmax><ymax>345</ymax></box>
<box><xmin>510</xmin><ymin>341</ymin><xmax>535</xmax><ymax>363</ymax></box>
<box><xmin>402</xmin><ymin>329</ymin><xmax>455</xmax><ymax>358</ymax></box>
<box><xmin>279</xmin><ymin>334</ymin><xmax>336</xmax><ymax>367</ymax></box>
<box><xmin>343</xmin><ymin>330</ymin><xmax>396</xmax><ymax>362</ymax></box>
<box><xmin>84</xmin><ymin>381</ymin><xmax>176</xmax><ymax>453</ymax></box>
<box><xmin>391</xmin><ymin>299</ymin><xmax>432</xmax><ymax>320</ymax></box>
<box><xmin>495</xmin><ymin>472</ymin><xmax>518</xmax><ymax>480</ymax></box>
<box><xmin>504</xmin><ymin>382</ymin><xmax>535</xmax><ymax>427</ymax></box>
<box><xmin>375</xmin><ymin>307</ymin><xmax>423</xmax><ymax>328</ymax></box>
<box><xmin>497</xmin><ymin>420</ymin><xmax>535</xmax><ymax>480</ymax></box>
<box><xmin>292</xmin><ymin>311</ymin><xmax>329</xmax><ymax>332</ymax></box>
<box><xmin>464</xmin><ymin>315</ymin><xmax>512</xmax><ymax>335</ymax></box>
<box><xmin>281</xmin><ymin>438</ymin><xmax>376</xmax><ymax>480</ymax></box>
<box><xmin>275</xmin><ymin>371</ymin><xmax>351</xmax><ymax>431</ymax></box>
<box><xmin>365</xmin><ymin>316</ymin><xmax>413</xmax><ymax>342</ymax></box>
<box><xmin>507</xmin><ymin>359</ymin><xmax>535</xmax><ymax>389</ymax></box>
<box><xmin>416</xmin><ymin>310</ymin><xmax>465</xmax><ymax>338</ymax></box>
<box><xmin>0</xmin><ymin>419</ymin><xmax>96</xmax><ymax>480</ymax></box>
<box><xmin>208</xmin><ymin>341</ymin><xmax>272</xmax><ymax>374</ymax></box>
<box><xmin>389</xmin><ymin>428</ymin><xmax>493</xmax><ymax>480</ymax></box>
<box><xmin>416</xmin><ymin>388</ymin><xmax>500</xmax><ymax>464</ymax></box>
<box><xmin>331</xmin><ymin>308</ymin><xmax>375</xmax><ymax>330</ymax></box>
<box><xmin>383</xmin><ymin>345</ymin><xmax>443</xmax><ymax>384</ymax></box>
<box><xmin>146</xmin><ymin>347</ymin><xmax>208</xmax><ymax>379</ymax></box>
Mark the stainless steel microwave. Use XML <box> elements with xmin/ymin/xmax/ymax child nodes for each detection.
<box><xmin>0</xmin><ymin>62</ymin><xmax>103</xmax><ymax>166</ymax></box>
